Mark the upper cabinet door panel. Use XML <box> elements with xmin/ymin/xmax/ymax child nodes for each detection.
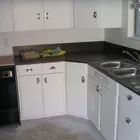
<box><xmin>74</xmin><ymin>0</ymin><xmax>98</xmax><ymax>28</ymax></box>
<box><xmin>0</xmin><ymin>0</ymin><xmax>13</xmax><ymax>32</ymax></box>
<box><xmin>13</xmin><ymin>0</ymin><xmax>44</xmax><ymax>31</ymax></box>
<box><xmin>98</xmin><ymin>0</ymin><xmax>122</xmax><ymax>28</ymax></box>
<box><xmin>44</xmin><ymin>0</ymin><xmax>73</xmax><ymax>29</ymax></box>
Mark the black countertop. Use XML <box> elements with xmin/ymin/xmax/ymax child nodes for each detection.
<box><xmin>13</xmin><ymin>41</ymin><xmax>140</xmax><ymax>96</ymax></box>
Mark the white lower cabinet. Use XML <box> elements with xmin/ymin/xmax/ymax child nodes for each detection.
<box><xmin>117</xmin><ymin>85</ymin><xmax>140</xmax><ymax>140</ymax></box>
<box><xmin>43</xmin><ymin>73</ymin><xmax>66</xmax><ymax>117</ymax></box>
<box><xmin>87</xmin><ymin>74</ymin><xmax>100</xmax><ymax>130</ymax></box>
<box><xmin>19</xmin><ymin>75</ymin><xmax>43</xmax><ymax>120</ymax></box>
<box><xmin>16</xmin><ymin>62</ymin><xmax>66</xmax><ymax>120</ymax></box>
<box><xmin>87</xmin><ymin>66</ymin><xmax>119</xmax><ymax>140</ymax></box>
<box><xmin>66</xmin><ymin>62</ymin><xmax>88</xmax><ymax>118</ymax></box>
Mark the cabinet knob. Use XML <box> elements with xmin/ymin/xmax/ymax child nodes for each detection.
<box><xmin>44</xmin><ymin>77</ymin><xmax>47</xmax><ymax>84</ymax></box>
<box><xmin>37</xmin><ymin>13</ymin><xmax>40</xmax><ymax>20</ymax></box>
<box><xmin>81</xmin><ymin>76</ymin><xmax>85</xmax><ymax>83</ymax></box>
<box><xmin>93</xmin><ymin>11</ymin><xmax>97</xmax><ymax>18</ymax></box>
<box><xmin>127</xmin><ymin>95</ymin><xmax>133</xmax><ymax>101</ymax></box>
<box><xmin>36</xmin><ymin>77</ymin><xmax>40</xmax><ymax>84</ymax></box>
<box><xmin>125</xmin><ymin>117</ymin><xmax>131</xmax><ymax>124</ymax></box>
<box><xmin>26</xmin><ymin>68</ymin><xmax>33</xmax><ymax>72</ymax></box>
<box><xmin>49</xmin><ymin>66</ymin><xmax>56</xmax><ymax>70</ymax></box>
<box><xmin>45</xmin><ymin>12</ymin><xmax>49</xmax><ymax>19</ymax></box>
<box><xmin>96</xmin><ymin>85</ymin><xmax>100</xmax><ymax>92</ymax></box>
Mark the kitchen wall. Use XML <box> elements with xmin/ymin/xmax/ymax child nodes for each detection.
<box><xmin>105</xmin><ymin>0</ymin><xmax>140</xmax><ymax>51</ymax></box>
<box><xmin>0</xmin><ymin>29</ymin><xmax>104</xmax><ymax>56</ymax></box>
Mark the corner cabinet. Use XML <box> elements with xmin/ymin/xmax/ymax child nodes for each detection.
<box><xmin>13</xmin><ymin>0</ymin><xmax>73</xmax><ymax>31</ymax></box>
<box><xmin>66</xmin><ymin>62</ymin><xmax>88</xmax><ymax>119</ymax></box>
<box><xmin>0</xmin><ymin>0</ymin><xmax>13</xmax><ymax>32</ymax></box>
<box><xmin>87</xmin><ymin>66</ymin><xmax>119</xmax><ymax>140</ymax></box>
<box><xmin>117</xmin><ymin>85</ymin><xmax>140</xmax><ymax>140</ymax></box>
<box><xmin>74</xmin><ymin>0</ymin><xmax>122</xmax><ymax>28</ymax></box>
<box><xmin>16</xmin><ymin>62</ymin><xmax>66</xmax><ymax>120</ymax></box>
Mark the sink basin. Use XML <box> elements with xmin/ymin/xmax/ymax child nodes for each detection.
<box><xmin>100</xmin><ymin>60</ymin><xmax>133</xmax><ymax>69</ymax></box>
<box><xmin>111</xmin><ymin>67</ymin><xmax>140</xmax><ymax>78</ymax></box>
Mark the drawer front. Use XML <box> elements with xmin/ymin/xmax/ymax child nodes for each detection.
<box><xmin>17</xmin><ymin>64</ymin><xmax>42</xmax><ymax>76</ymax></box>
<box><xmin>119</xmin><ymin>85</ymin><xmax>140</xmax><ymax>112</ymax></box>
<box><xmin>42</xmin><ymin>62</ymin><xmax>65</xmax><ymax>74</ymax></box>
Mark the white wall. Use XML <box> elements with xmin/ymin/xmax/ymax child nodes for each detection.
<box><xmin>105</xmin><ymin>0</ymin><xmax>140</xmax><ymax>50</ymax></box>
<box><xmin>0</xmin><ymin>29</ymin><xmax>104</xmax><ymax>56</ymax></box>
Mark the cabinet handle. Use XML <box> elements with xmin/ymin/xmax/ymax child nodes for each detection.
<box><xmin>127</xmin><ymin>95</ymin><xmax>133</xmax><ymax>101</ymax></box>
<box><xmin>81</xmin><ymin>76</ymin><xmax>85</xmax><ymax>83</ymax></box>
<box><xmin>49</xmin><ymin>66</ymin><xmax>56</xmax><ymax>70</ymax></box>
<box><xmin>36</xmin><ymin>77</ymin><xmax>40</xmax><ymax>84</ymax></box>
<box><xmin>93</xmin><ymin>11</ymin><xmax>97</xmax><ymax>18</ymax></box>
<box><xmin>45</xmin><ymin>12</ymin><xmax>49</xmax><ymax>19</ymax></box>
<box><xmin>96</xmin><ymin>85</ymin><xmax>100</xmax><ymax>92</ymax></box>
<box><xmin>37</xmin><ymin>13</ymin><xmax>40</xmax><ymax>20</ymax></box>
<box><xmin>125</xmin><ymin>117</ymin><xmax>131</xmax><ymax>124</ymax></box>
<box><xmin>26</xmin><ymin>68</ymin><xmax>33</xmax><ymax>72</ymax></box>
<box><xmin>44</xmin><ymin>77</ymin><xmax>47</xmax><ymax>84</ymax></box>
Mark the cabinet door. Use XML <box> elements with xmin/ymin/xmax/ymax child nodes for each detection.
<box><xmin>0</xmin><ymin>0</ymin><xmax>13</xmax><ymax>32</ymax></box>
<box><xmin>44</xmin><ymin>0</ymin><xmax>73</xmax><ymax>29</ymax></box>
<box><xmin>118</xmin><ymin>85</ymin><xmax>140</xmax><ymax>140</ymax></box>
<box><xmin>43</xmin><ymin>73</ymin><xmax>66</xmax><ymax>117</ymax></box>
<box><xmin>66</xmin><ymin>62</ymin><xmax>87</xmax><ymax>118</ymax></box>
<box><xmin>100</xmin><ymin>86</ymin><xmax>118</xmax><ymax>140</ymax></box>
<box><xmin>118</xmin><ymin>108</ymin><xmax>140</xmax><ymax>140</ymax></box>
<box><xmin>19</xmin><ymin>75</ymin><xmax>43</xmax><ymax>120</ymax></box>
<box><xmin>13</xmin><ymin>0</ymin><xmax>44</xmax><ymax>31</ymax></box>
<box><xmin>74</xmin><ymin>0</ymin><xmax>98</xmax><ymax>28</ymax></box>
<box><xmin>98</xmin><ymin>0</ymin><xmax>122</xmax><ymax>28</ymax></box>
<box><xmin>87</xmin><ymin>75</ymin><xmax>100</xmax><ymax>130</ymax></box>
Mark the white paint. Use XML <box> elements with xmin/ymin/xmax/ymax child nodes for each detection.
<box><xmin>0</xmin><ymin>29</ymin><xmax>104</xmax><ymax>56</ymax></box>
<box><xmin>66</xmin><ymin>62</ymin><xmax>88</xmax><ymax>119</ymax></box>
<box><xmin>105</xmin><ymin>0</ymin><xmax>140</xmax><ymax>50</ymax></box>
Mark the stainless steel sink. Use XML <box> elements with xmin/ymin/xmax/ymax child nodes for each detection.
<box><xmin>111</xmin><ymin>67</ymin><xmax>140</xmax><ymax>78</ymax></box>
<box><xmin>100</xmin><ymin>60</ymin><xmax>133</xmax><ymax>69</ymax></box>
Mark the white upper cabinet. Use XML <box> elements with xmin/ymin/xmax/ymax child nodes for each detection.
<box><xmin>44</xmin><ymin>0</ymin><xmax>73</xmax><ymax>29</ymax></box>
<box><xmin>98</xmin><ymin>0</ymin><xmax>122</xmax><ymax>28</ymax></box>
<box><xmin>13</xmin><ymin>0</ymin><xmax>44</xmax><ymax>31</ymax></box>
<box><xmin>13</xmin><ymin>0</ymin><xmax>73</xmax><ymax>31</ymax></box>
<box><xmin>74</xmin><ymin>0</ymin><xmax>98</xmax><ymax>28</ymax></box>
<box><xmin>0</xmin><ymin>0</ymin><xmax>13</xmax><ymax>32</ymax></box>
<box><xmin>74</xmin><ymin>0</ymin><xmax>122</xmax><ymax>28</ymax></box>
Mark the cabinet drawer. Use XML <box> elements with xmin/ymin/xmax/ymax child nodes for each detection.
<box><xmin>17</xmin><ymin>64</ymin><xmax>42</xmax><ymax>76</ymax></box>
<box><xmin>42</xmin><ymin>62</ymin><xmax>65</xmax><ymax>74</ymax></box>
<box><xmin>119</xmin><ymin>85</ymin><xmax>140</xmax><ymax>112</ymax></box>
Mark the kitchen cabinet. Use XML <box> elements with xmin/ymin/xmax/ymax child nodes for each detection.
<box><xmin>43</xmin><ymin>73</ymin><xmax>66</xmax><ymax>117</ymax></box>
<box><xmin>66</xmin><ymin>62</ymin><xmax>88</xmax><ymax>118</ymax></box>
<box><xmin>44</xmin><ymin>0</ymin><xmax>73</xmax><ymax>29</ymax></box>
<box><xmin>87</xmin><ymin>72</ymin><xmax>100</xmax><ymax>130</ymax></box>
<box><xmin>100</xmin><ymin>82</ymin><xmax>119</xmax><ymax>140</ymax></box>
<box><xmin>13</xmin><ymin>0</ymin><xmax>44</xmax><ymax>31</ymax></box>
<box><xmin>74</xmin><ymin>0</ymin><xmax>122</xmax><ymax>28</ymax></box>
<box><xmin>0</xmin><ymin>0</ymin><xmax>13</xmax><ymax>32</ymax></box>
<box><xmin>87</xmin><ymin>66</ymin><xmax>119</xmax><ymax>140</ymax></box>
<box><xmin>117</xmin><ymin>85</ymin><xmax>140</xmax><ymax>140</ymax></box>
<box><xmin>74</xmin><ymin>0</ymin><xmax>98</xmax><ymax>28</ymax></box>
<box><xmin>18</xmin><ymin>75</ymin><xmax>43</xmax><ymax>120</ymax></box>
<box><xmin>13</xmin><ymin>0</ymin><xmax>73</xmax><ymax>31</ymax></box>
<box><xmin>16</xmin><ymin>62</ymin><xmax>66</xmax><ymax>120</ymax></box>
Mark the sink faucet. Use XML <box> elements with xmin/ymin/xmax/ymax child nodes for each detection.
<box><xmin>122</xmin><ymin>50</ymin><xmax>140</xmax><ymax>62</ymax></box>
